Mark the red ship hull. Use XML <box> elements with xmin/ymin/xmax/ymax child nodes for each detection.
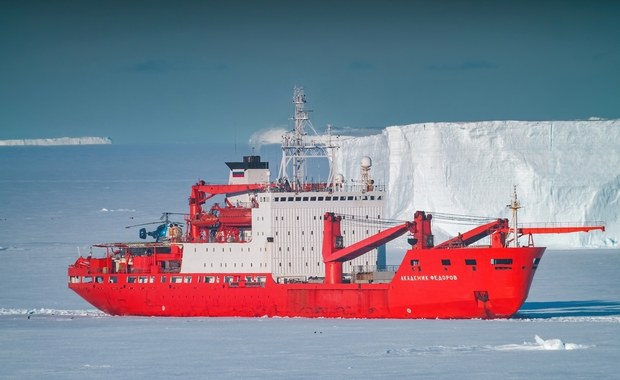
<box><xmin>67</xmin><ymin>89</ymin><xmax>603</xmax><ymax>319</ymax></box>
<box><xmin>69</xmin><ymin>246</ymin><xmax>544</xmax><ymax>319</ymax></box>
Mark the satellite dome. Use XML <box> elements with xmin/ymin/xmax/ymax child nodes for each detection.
<box><xmin>361</xmin><ymin>156</ymin><xmax>372</xmax><ymax>168</ymax></box>
<box><xmin>334</xmin><ymin>173</ymin><xmax>345</xmax><ymax>184</ymax></box>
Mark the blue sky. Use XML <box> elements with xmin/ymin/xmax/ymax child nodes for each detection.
<box><xmin>1</xmin><ymin>0</ymin><xmax>618</xmax><ymax>145</ymax></box>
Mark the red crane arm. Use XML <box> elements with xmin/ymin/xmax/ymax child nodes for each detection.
<box><xmin>192</xmin><ymin>184</ymin><xmax>265</xmax><ymax>204</ymax></box>
<box><xmin>519</xmin><ymin>225</ymin><xmax>605</xmax><ymax>234</ymax></box>
<box><xmin>433</xmin><ymin>219</ymin><xmax>509</xmax><ymax>249</ymax></box>
<box><xmin>322</xmin><ymin>213</ymin><xmax>413</xmax><ymax>263</ymax></box>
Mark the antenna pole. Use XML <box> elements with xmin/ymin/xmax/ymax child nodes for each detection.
<box><xmin>278</xmin><ymin>87</ymin><xmax>339</xmax><ymax>190</ymax></box>
<box><xmin>507</xmin><ymin>186</ymin><xmax>522</xmax><ymax>247</ymax></box>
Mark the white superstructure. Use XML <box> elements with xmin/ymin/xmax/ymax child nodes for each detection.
<box><xmin>180</xmin><ymin>87</ymin><xmax>386</xmax><ymax>281</ymax></box>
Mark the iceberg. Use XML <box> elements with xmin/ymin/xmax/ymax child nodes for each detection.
<box><xmin>333</xmin><ymin>119</ymin><xmax>619</xmax><ymax>248</ymax></box>
<box><xmin>0</xmin><ymin>136</ymin><xmax>112</xmax><ymax>146</ymax></box>
<box><xmin>534</xmin><ymin>335</ymin><xmax>566</xmax><ymax>350</ymax></box>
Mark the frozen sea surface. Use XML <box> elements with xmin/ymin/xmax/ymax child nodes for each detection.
<box><xmin>1</xmin><ymin>145</ymin><xmax>619</xmax><ymax>379</ymax></box>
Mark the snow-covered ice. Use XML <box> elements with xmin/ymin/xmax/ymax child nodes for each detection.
<box><xmin>0</xmin><ymin>141</ymin><xmax>619</xmax><ymax>379</ymax></box>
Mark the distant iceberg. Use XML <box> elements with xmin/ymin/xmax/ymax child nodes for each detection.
<box><xmin>332</xmin><ymin>119</ymin><xmax>620</xmax><ymax>248</ymax></box>
<box><xmin>0</xmin><ymin>137</ymin><xmax>112</xmax><ymax>146</ymax></box>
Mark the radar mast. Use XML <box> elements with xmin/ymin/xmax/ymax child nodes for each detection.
<box><xmin>506</xmin><ymin>186</ymin><xmax>522</xmax><ymax>247</ymax></box>
<box><xmin>278</xmin><ymin>86</ymin><xmax>339</xmax><ymax>190</ymax></box>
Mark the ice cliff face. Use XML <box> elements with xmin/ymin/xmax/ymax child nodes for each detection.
<box><xmin>334</xmin><ymin>120</ymin><xmax>619</xmax><ymax>248</ymax></box>
<box><xmin>0</xmin><ymin>137</ymin><xmax>112</xmax><ymax>146</ymax></box>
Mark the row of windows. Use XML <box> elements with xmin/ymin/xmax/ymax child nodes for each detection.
<box><xmin>273</xmin><ymin>195</ymin><xmax>382</xmax><ymax>202</ymax></box>
<box><xmin>274</xmin><ymin>229</ymin><xmax>376</xmax><ymax>237</ymax></box>
<box><xmin>274</xmin><ymin>215</ymin><xmax>381</xmax><ymax>221</ymax></box>
<box><xmin>410</xmin><ymin>258</ymin><xmax>531</xmax><ymax>266</ymax></box>
<box><xmin>71</xmin><ymin>274</ymin><xmax>267</xmax><ymax>285</ymax></box>
<box><xmin>275</xmin><ymin>261</ymin><xmax>369</xmax><ymax>268</ymax></box>
<box><xmin>193</xmin><ymin>246</ymin><xmax>265</xmax><ymax>253</ymax></box>
<box><xmin>202</xmin><ymin>261</ymin><xmax>268</xmax><ymax>268</ymax></box>
<box><xmin>279</xmin><ymin>246</ymin><xmax>314</xmax><ymax>252</ymax></box>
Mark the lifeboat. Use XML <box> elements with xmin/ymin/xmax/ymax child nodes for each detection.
<box><xmin>217</xmin><ymin>206</ymin><xmax>252</xmax><ymax>227</ymax></box>
<box><xmin>191</xmin><ymin>212</ymin><xmax>219</xmax><ymax>228</ymax></box>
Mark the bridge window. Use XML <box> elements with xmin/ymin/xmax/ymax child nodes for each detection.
<box><xmin>491</xmin><ymin>258</ymin><xmax>513</xmax><ymax>265</ymax></box>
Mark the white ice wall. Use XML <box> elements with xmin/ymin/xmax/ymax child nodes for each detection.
<box><xmin>334</xmin><ymin>120</ymin><xmax>619</xmax><ymax>248</ymax></box>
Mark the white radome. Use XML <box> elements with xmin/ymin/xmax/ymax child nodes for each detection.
<box><xmin>360</xmin><ymin>156</ymin><xmax>372</xmax><ymax>168</ymax></box>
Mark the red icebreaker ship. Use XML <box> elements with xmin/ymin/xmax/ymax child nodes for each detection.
<box><xmin>68</xmin><ymin>88</ymin><xmax>604</xmax><ymax>319</ymax></box>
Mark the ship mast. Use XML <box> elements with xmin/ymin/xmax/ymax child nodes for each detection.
<box><xmin>506</xmin><ymin>186</ymin><xmax>522</xmax><ymax>247</ymax></box>
<box><xmin>278</xmin><ymin>86</ymin><xmax>339</xmax><ymax>190</ymax></box>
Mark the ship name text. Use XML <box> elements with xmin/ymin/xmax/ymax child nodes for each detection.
<box><xmin>400</xmin><ymin>275</ymin><xmax>458</xmax><ymax>281</ymax></box>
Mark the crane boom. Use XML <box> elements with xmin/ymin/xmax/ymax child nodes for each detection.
<box><xmin>433</xmin><ymin>219</ymin><xmax>509</xmax><ymax>249</ymax></box>
<box><xmin>519</xmin><ymin>226</ymin><xmax>605</xmax><ymax>234</ymax></box>
<box><xmin>321</xmin><ymin>212</ymin><xmax>413</xmax><ymax>284</ymax></box>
